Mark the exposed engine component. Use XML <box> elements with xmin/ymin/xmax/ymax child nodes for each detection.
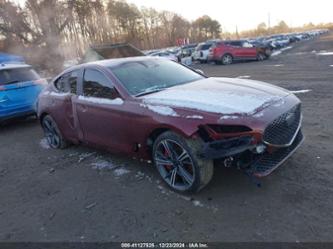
<box><xmin>254</xmin><ymin>144</ymin><xmax>266</xmax><ymax>154</ymax></box>
<box><xmin>224</xmin><ymin>157</ymin><xmax>234</xmax><ymax>167</ymax></box>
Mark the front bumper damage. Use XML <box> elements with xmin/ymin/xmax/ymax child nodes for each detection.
<box><xmin>200</xmin><ymin>130</ymin><xmax>304</xmax><ymax>179</ymax></box>
<box><xmin>200</xmin><ymin>135</ymin><xmax>255</xmax><ymax>159</ymax></box>
<box><xmin>247</xmin><ymin>130</ymin><xmax>304</xmax><ymax>177</ymax></box>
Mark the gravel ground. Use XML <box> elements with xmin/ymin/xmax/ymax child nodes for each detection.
<box><xmin>0</xmin><ymin>33</ymin><xmax>333</xmax><ymax>242</ymax></box>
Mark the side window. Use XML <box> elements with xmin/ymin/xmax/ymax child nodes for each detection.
<box><xmin>54</xmin><ymin>74</ymin><xmax>68</xmax><ymax>92</ymax></box>
<box><xmin>242</xmin><ymin>42</ymin><xmax>253</xmax><ymax>48</ymax></box>
<box><xmin>83</xmin><ymin>69</ymin><xmax>117</xmax><ymax>99</ymax></box>
<box><xmin>230</xmin><ymin>41</ymin><xmax>241</xmax><ymax>47</ymax></box>
<box><xmin>54</xmin><ymin>70</ymin><xmax>78</xmax><ymax>94</ymax></box>
<box><xmin>202</xmin><ymin>44</ymin><xmax>211</xmax><ymax>50</ymax></box>
<box><xmin>68</xmin><ymin>71</ymin><xmax>78</xmax><ymax>94</ymax></box>
<box><xmin>0</xmin><ymin>67</ymin><xmax>40</xmax><ymax>86</ymax></box>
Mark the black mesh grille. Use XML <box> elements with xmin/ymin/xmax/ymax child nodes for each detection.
<box><xmin>249</xmin><ymin>130</ymin><xmax>303</xmax><ymax>176</ymax></box>
<box><xmin>263</xmin><ymin>104</ymin><xmax>301</xmax><ymax>146</ymax></box>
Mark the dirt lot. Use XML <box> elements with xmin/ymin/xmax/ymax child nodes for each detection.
<box><xmin>1</xmin><ymin>34</ymin><xmax>333</xmax><ymax>242</ymax></box>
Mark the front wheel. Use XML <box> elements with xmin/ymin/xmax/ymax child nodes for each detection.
<box><xmin>153</xmin><ymin>131</ymin><xmax>214</xmax><ymax>193</ymax></box>
<box><xmin>41</xmin><ymin>115</ymin><xmax>69</xmax><ymax>149</ymax></box>
<box><xmin>221</xmin><ymin>54</ymin><xmax>233</xmax><ymax>65</ymax></box>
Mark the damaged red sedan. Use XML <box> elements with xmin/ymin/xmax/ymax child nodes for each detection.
<box><xmin>38</xmin><ymin>57</ymin><xmax>303</xmax><ymax>193</ymax></box>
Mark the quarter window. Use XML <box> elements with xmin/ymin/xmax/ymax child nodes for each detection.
<box><xmin>54</xmin><ymin>70</ymin><xmax>78</xmax><ymax>94</ymax></box>
<box><xmin>54</xmin><ymin>74</ymin><xmax>67</xmax><ymax>92</ymax></box>
<box><xmin>83</xmin><ymin>69</ymin><xmax>117</xmax><ymax>99</ymax></box>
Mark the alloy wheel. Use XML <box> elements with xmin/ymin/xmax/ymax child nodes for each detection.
<box><xmin>42</xmin><ymin>117</ymin><xmax>61</xmax><ymax>148</ymax></box>
<box><xmin>154</xmin><ymin>139</ymin><xmax>195</xmax><ymax>191</ymax></box>
<box><xmin>257</xmin><ymin>53</ymin><xmax>265</xmax><ymax>61</ymax></box>
<box><xmin>222</xmin><ymin>54</ymin><xmax>232</xmax><ymax>65</ymax></box>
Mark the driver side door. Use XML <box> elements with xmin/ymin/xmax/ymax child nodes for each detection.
<box><xmin>74</xmin><ymin>68</ymin><xmax>126</xmax><ymax>151</ymax></box>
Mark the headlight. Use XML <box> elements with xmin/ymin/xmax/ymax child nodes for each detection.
<box><xmin>207</xmin><ymin>124</ymin><xmax>252</xmax><ymax>133</ymax></box>
<box><xmin>199</xmin><ymin>124</ymin><xmax>253</xmax><ymax>141</ymax></box>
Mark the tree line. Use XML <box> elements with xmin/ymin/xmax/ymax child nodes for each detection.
<box><xmin>238</xmin><ymin>21</ymin><xmax>333</xmax><ymax>38</ymax></box>
<box><xmin>0</xmin><ymin>0</ymin><xmax>221</xmax><ymax>72</ymax></box>
<box><xmin>0</xmin><ymin>0</ymin><xmax>331</xmax><ymax>73</ymax></box>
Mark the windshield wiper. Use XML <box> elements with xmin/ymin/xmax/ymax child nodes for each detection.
<box><xmin>135</xmin><ymin>87</ymin><xmax>167</xmax><ymax>97</ymax></box>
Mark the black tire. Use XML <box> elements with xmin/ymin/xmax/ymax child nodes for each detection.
<box><xmin>221</xmin><ymin>54</ymin><xmax>233</xmax><ymax>65</ymax></box>
<box><xmin>41</xmin><ymin>115</ymin><xmax>69</xmax><ymax>149</ymax></box>
<box><xmin>153</xmin><ymin>131</ymin><xmax>214</xmax><ymax>193</ymax></box>
<box><xmin>257</xmin><ymin>53</ymin><xmax>265</xmax><ymax>61</ymax></box>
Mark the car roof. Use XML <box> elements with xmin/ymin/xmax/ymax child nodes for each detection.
<box><xmin>80</xmin><ymin>56</ymin><xmax>166</xmax><ymax>69</ymax></box>
<box><xmin>0</xmin><ymin>63</ymin><xmax>31</xmax><ymax>70</ymax></box>
<box><xmin>61</xmin><ymin>56</ymin><xmax>168</xmax><ymax>75</ymax></box>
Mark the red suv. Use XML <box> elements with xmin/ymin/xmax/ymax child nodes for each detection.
<box><xmin>208</xmin><ymin>40</ymin><xmax>266</xmax><ymax>65</ymax></box>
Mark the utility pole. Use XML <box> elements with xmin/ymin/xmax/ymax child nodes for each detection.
<box><xmin>268</xmin><ymin>12</ymin><xmax>271</xmax><ymax>29</ymax></box>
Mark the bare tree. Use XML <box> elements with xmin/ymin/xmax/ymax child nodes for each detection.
<box><xmin>0</xmin><ymin>0</ymin><xmax>225</xmax><ymax>72</ymax></box>
<box><xmin>192</xmin><ymin>15</ymin><xmax>221</xmax><ymax>41</ymax></box>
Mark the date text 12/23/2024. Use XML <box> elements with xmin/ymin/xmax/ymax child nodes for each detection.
<box><xmin>120</xmin><ymin>242</ymin><xmax>208</xmax><ymax>248</ymax></box>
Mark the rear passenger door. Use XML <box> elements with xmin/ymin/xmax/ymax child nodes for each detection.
<box><xmin>241</xmin><ymin>41</ymin><xmax>257</xmax><ymax>58</ymax></box>
<box><xmin>51</xmin><ymin>70</ymin><xmax>80</xmax><ymax>141</ymax></box>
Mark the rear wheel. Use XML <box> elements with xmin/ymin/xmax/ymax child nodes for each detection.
<box><xmin>153</xmin><ymin>131</ymin><xmax>214</xmax><ymax>193</ymax></box>
<box><xmin>257</xmin><ymin>53</ymin><xmax>265</xmax><ymax>61</ymax></box>
<box><xmin>41</xmin><ymin>115</ymin><xmax>69</xmax><ymax>149</ymax></box>
<box><xmin>221</xmin><ymin>54</ymin><xmax>233</xmax><ymax>65</ymax></box>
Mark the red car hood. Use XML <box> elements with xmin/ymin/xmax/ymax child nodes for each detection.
<box><xmin>141</xmin><ymin>77</ymin><xmax>291</xmax><ymax>116</ymax></box>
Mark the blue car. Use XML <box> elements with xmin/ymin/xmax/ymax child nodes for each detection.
<box><xmin>0</xmin><ymin>63</ymin><xmax>46</xmax><ymax>122</ymax></box>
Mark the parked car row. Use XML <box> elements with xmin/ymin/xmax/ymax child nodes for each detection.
<box><xmin>250</xmin><ymin>29</ymin><xmax>329</xmax><ymax>50</ymax></box>
<box><xmin>143</xmin><ymin>29</ymin><xmax>329</xmax><ymax>66</ymax></box>
<box><xmin>199</xmin><ymin>29</ymin><xmax>328</xmax><ymax>65</ymax></box>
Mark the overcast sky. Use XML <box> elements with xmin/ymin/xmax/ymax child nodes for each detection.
<box><xmin>14</xmin><ymin>0</ymin><xmax>333</xmax><ymax>31</ymax></box>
